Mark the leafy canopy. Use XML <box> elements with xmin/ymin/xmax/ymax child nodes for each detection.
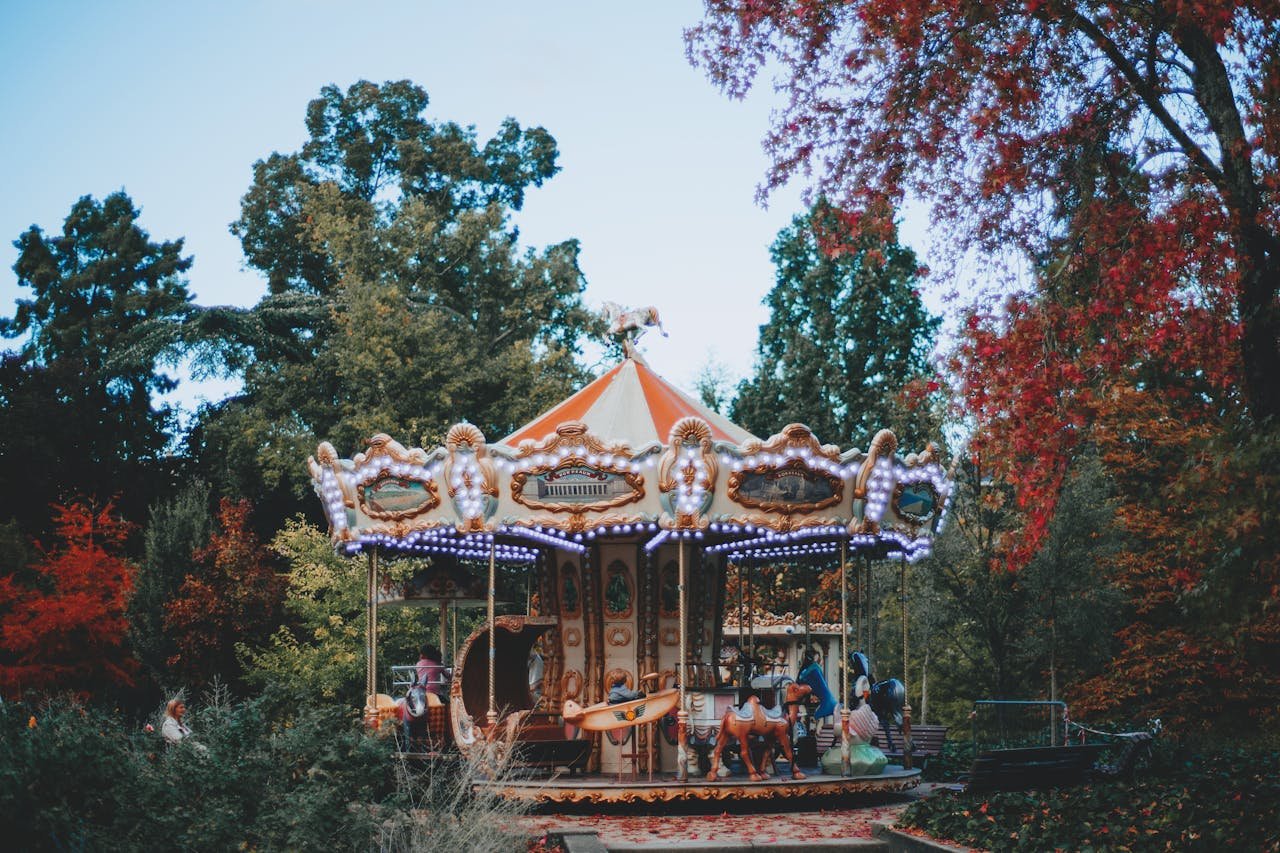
<box><xmin>190</xmin><ymin>80</ymin><xmax>597</xmax><ymax>521</ymax></box>
<box><xmin>0</xmin><ymin>500</ymin><xmax>137</xmax><ymax>698</ymax></box>
<box><xmin>688</xmin><ymin>1</ymin><xmax>1280</xmax><ymax>420</ymax></box>
<box><xmin>733</xmin><ymin>201</ymin><xmax>940</xmax><ymax>449</ymax></box>
<box><xmin>0</xmin><ymin>193</ymin><xmax>194</xmax><ymax>530</ymax></box>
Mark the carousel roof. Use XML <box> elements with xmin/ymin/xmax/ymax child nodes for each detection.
<box><xmin>306</xmin><ymin>319</ymin><xmax>954</xmax><ymax>561</ymax></box>
<box><xmin>501</xmin><ymin>351</ymin><xmax>757</xmax><ymax>448</ymax></box>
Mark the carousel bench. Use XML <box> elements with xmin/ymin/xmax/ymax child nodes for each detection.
<box><xmin>872</xmin><ymin>724</ymin><xmax>950</xmax><ymax>768</ymax></box>
<box><xmin>964</xmin><ymin>744</ymin><xmax>1107</xmax><ymax>793</ymax></box>
<box><xmin>508</xmin><ymin>712</ymin><xmax>591</xmax><ymax>774</ymax></box>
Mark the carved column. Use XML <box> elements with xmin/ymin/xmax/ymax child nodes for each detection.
<box><xmin>537</xmin><ymin>548</ymin><xmax>564</xmax><ymax>713</ymax></box>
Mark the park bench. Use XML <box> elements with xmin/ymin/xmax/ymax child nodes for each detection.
<box><xmin>873</xmin><ymin>724</ymin><xmax>950</xmax><ymax>768</ymax></box>
<box><xmin>812</xmin><ymin>723</ymin><xmax>950</xmax><ymax>768</ymax></box>
<box><xmin>964</xmin><ymin>744</ymin><xmax>1107</xmax><ymax>793</ymax></box>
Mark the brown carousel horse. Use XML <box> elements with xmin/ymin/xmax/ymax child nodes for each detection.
<box><xmin>706</xmin><ymin>680</ymin><xmax>812</xmax><ymax>782</ymax></box>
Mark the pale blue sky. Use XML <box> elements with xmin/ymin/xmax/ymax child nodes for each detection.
<box><xmin>0</xmin><ymin>1</ymin><xmax>940</xmax><ymax>414</ymax></box>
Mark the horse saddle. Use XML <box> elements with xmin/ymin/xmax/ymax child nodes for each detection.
<box><xmin>732</xmin><ymin>700</ymin><xmax>784</xmax><ymax>723</ymax></box>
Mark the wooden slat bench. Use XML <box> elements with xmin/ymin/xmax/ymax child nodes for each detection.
<box><xmin>873</xmin><ymin>724</ymin><xmax>950</xmax><ymax>768</ymax></box>
<box><xmin>964</xmin><ymin>744</ymin><xmax>1107</xmax><ymax>793</ymax></box>
<box><xmin>811</xmin><ymin>723</ymin><xmax>950</xmax><ymax>768</ymax></box>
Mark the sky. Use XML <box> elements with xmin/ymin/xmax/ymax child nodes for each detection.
<box><xmin>0</xmin><ymin>1</ymin><xmax>942</xmax><ymax>417</ymax></box>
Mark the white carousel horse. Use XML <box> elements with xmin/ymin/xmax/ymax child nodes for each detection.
<box><xmin>601</xmin><ymin>301</ymin><xmax>668</xmax><ymax>340</ymax></box>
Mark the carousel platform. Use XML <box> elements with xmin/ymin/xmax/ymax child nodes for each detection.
<box><xmin>477</xmin><ymin>765</ymin><xmax>921</xmax><ymax>804</ymax></box>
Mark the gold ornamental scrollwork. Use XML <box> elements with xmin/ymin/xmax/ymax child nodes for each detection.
<box><xmin>509</xmin><ymin>422</ymin><xmax>645</xmax><ymax>517</ymax></box>
<box><xmin>891</xmin><ymin>481</ymin><xmax>941</xmax><ymax>535</ymax></box>
<box><xmin>563</xmin><ymin>626</ymin><xmax>582</xmax><ymax>647</ymax></box>
<box><xmin>719</xmin><ymin>513</ymin><xmax>847</xmax><ymax>533</ymax></box>
<box><xmin>727</xmin><ymin>424</ymin><xmax>845</xmax><ymax>516</ymax></box>
<box><xmin>349</xmin><ymin>434</ymin><xmax>443</xmax><ymax>521</ymax></box>
<box><xmin>605</xmin><ymin>625</ymin><xmax>633</xmax><ymax>647</ymax></box>
<box><xmin>660</xmin><ymin>627</ymin><xmax>679</xmax><ymax>647</ymax></box>
<box><xmin>657</xmin><ymin>417</ymin><xmax>718</xmax><ymax>529</ymax></box>
<box><xmin>560</xmin><ymin>669</ymin><xmax>583</xmax><ymax>700</ymax></box>
<box><xmin>442</xmin><ymin>423</ymin><xmax>499</xmax><ymax>533</ymax></box>
<box><xmin>726</xmin><ymin>458</ymin><xmax>843</xmax><ymax>515</ymax></box>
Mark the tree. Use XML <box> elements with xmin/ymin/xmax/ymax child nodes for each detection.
<box><xmin>0</xmin><ymin>500</ymin><xmax>137</xmax><ymax>697</ymax></box>
<box><xmin>190</xmin><ymin>81</ymin><xmax>598</xmax><ymax>525</ymax></box>
<box><xmin>1019</xmin><ymin>452</ymin><xmax>1124</xmax><ymax>705</ymax></box>
<box><xmin>1069</xmin><ymin>386</ymin><xmax>1280</xmax><ymax>731</ymax></box>
<box><xmin>688</xmin><ymin>1</ymin><xmax>1280</xmax><ymax>421</ymax></box>
<box><xmin>162</xmin><ymin>499</ymin><xmax>283</xmax><ymax>689</ymax></box>
<box><xmin>0</xmin><ymin>192</ymin><xmax>193</xmax><ymax>529</ymax></box>
<box><xmin>127</xmin><ymin>482</ymin><xmax>213</xmax><ymax>687</ymax></box>
<box><xmin>238</xmin><ymin>519</ymin><xmax>426</xmax><ymax>703</ymax></box>
<box><xmin>733</xmin><ymin>202</ymin><xmax>940</xmax><ymax>449</ymax></box>
<box><xmin>926</xmin><ymin>452</ymin><xmax>1030</xmax><ymax>702</ymax></box>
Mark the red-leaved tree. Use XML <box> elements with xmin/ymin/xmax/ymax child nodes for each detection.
<box><xmin>163</xmin><ymin>499</ymin><xmax>283</xmax><ymax>688</ymax></box>
<box><xmin>0</xmin><ymin>500</ymin><xmax>137</xmax><ymax>697</ymax></box>
<box><xmin>688</xmin><ymin>0</ymin><xmax>1278</xmax><ymax>421</ymax></box>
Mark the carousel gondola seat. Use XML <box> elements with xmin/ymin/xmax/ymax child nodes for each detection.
<box><xmin>451</xmin><ymin>615</ymin><xmax>590</xmax><ymax>773</ymax></box>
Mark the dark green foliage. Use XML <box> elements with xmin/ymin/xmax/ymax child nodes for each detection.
<box><xmin>900</xmin><ymin>742</ymin><xmax>1280</xmax><ymax>851</ymax></box>
<box><xmin>1019</xmin><ymin>453</ymin><xmax>1125</xmax><ymax>704</ymax></box>
<box><xmin>231</xmin><ymin>79</ymin><xmax>559</xmax><ymax>297</ymax></box>
<box><xmin>733</xmin><ymin>201</ymin><xmax>940</xmax><ymax>449</ymax></box>
<box><xmin>191</xmin><ymin>80</ymin><xmax>598</xmax><ymax>527</ymax></box>
<box><xmin>128</xmin><ymin>482</ymin><xmax>213</xmax><ymax>688</ymax></box>
<box><xmin>0</xmin><ymin>690</ymin><xmax>400</xmax><ymax>852</ymax></box>
<box><xmin>0</xmin><ymin>193</ymin><xmax>193</xmax><ymax>532</ymax></box>
<box><xmin>0</xmin><ymin>689</ymin><xmax>539</xmax><ymax>852</ymax></box>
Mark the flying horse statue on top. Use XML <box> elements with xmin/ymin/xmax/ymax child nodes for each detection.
<box><xmin>601</xmin><ymin>301</ymin><xmax>668</xmax><ymax>342</ymax></box>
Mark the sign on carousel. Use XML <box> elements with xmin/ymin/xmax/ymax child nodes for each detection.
<box><xmin>512</xmin><ymin>462</ymin><xmax>644</xmax><ymax>513</ymax></box>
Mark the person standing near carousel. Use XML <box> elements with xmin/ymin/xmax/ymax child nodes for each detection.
<box><xmin>161</xmin><ymin>699</ymin><xmax>192</xmax><ymax>745</ymax></box>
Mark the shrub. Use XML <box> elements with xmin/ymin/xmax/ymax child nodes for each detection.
<box><xmin>900</xmin><ymin>742</ymin><xmax>1280</xmax><ymax>851</ymax></box>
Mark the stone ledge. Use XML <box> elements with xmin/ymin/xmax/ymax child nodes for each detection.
<box><xmin>870</xmin><ymin>821</ymin><xmax>976</xmax><ymax>853</ymax></box>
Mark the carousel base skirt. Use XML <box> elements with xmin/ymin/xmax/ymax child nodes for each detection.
<box><xmin>476</xmin><ymin>766</ymin><xmax>920</xmax><ymax>804</ymax></box>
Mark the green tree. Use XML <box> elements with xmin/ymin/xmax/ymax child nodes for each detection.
<box><xmin>0</xmin><ymin>192</ymin><xmax>193</xmax><ymax>529</ymax></box>
<box><xmin>128</xmin><ymin>482</ymin><xmax>213</xmax><ymax>688</ymax></box>
<box><xmin>925</xmin><ymin>452</ymin><xmax>1028</xmax><ymax>703</ymax></box>
<box><xmin>239</xmin><ymin>519</ymin><xmax>424</xmax><ymax>703</ymax></box>
<box><xmin>1019</xmin><ymin>453</ymin><xmax>1124</xmax><ymax>706</ymax></box>
<box><xmin>190</xmin><ymin>81</ymin><xmax>597</xmax><ymax>525</ymax></box>
<box><xmin>733</xmin><ymin>202</ymin><xmax>940</xmax><ymax>449</ymax></box>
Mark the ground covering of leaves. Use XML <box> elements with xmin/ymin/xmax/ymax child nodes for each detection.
<box><xmin>520</xmin><ymin>798</ymin><xmax>915</xmax><ymax>846</ymax></box>
<box><xmin>899</xmin><ymin>744</ymin><xmax>1280</xmax><ymax>851</ymax></box>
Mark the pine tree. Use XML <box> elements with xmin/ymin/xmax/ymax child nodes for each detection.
<box><xmin>733</xmin><ymin>202</ymin><xmax>940</xmax><ymax>449</ymax></box>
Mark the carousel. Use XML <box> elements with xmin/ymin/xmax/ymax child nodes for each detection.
<box><xmin>306</xmin><ymin>307</ymin><xmax>954</xmax><ymax>804</ymax></box>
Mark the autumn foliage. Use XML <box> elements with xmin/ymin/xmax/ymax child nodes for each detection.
<box><xmin>692</xmin><ymin>0</ymin><xmax>1280</xmax><ymax>730</ymax></box>
<box><xmin>163</xmin><ymin>499</ymin><xmax>283</xmax><ymax>688</ymax></box>
<box><xmin>0</xmin><ymin>500</ymin><xmax>137</xmax><ymax>697</ymax></box>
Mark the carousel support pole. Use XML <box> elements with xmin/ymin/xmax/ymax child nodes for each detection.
<box><xmin>487</xmin><ymin>539</ymin><xmax>498</xmax><ymax>728</ymax></box>
<box><xmin>863</xmin><ymin>555</ymin><xmax>873</xmax><ymax>671</ymax></box>
<box><xmin>840</xmin><ymin>541</ymin><xmax>851</xmax><ymax>777</ymax></box>
<box><xmin>804</xmin><ymin>586</ymin><xmax>812</xmax><ymax>662</ymax></box>
<box><xmin>736</xmin><ymin>560</ymin><xmax>744</xmax><ymax>683</ymax></box>
<box><xmin>439</xmin><ymin>600</ymin><xmax>448</xmax><ymax>664</ymax></box>
<box><xmin>364</xmin><ymin>549</ymin><xmax>379</xmax><ymax>727</ymax></box>
<box><xmin>676</xmin><ymin>536</ymin><xmax>689</xmax><ymax>783</ymax></box>
<box><xmin>900</xmin><ymin>554</ymin><xmax>913</xmax><ymax>770</ymax></box>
